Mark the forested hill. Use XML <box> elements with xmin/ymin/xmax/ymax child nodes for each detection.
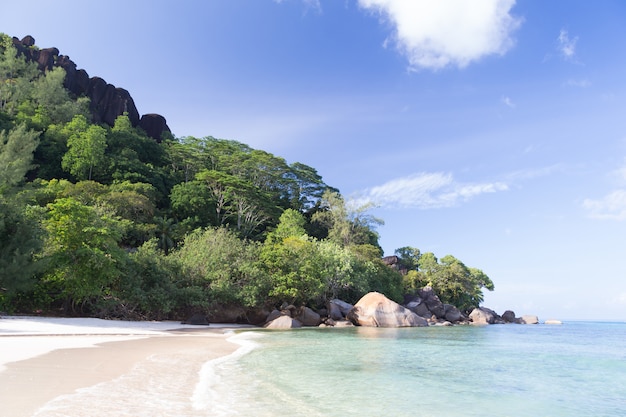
<box><xmin>10</xmin><ymin>35</ymin><xmax>169</xmax><ymax>141</ymax></box>
<box><xmin>0</xmin><ymin>33</ymin><xmax>494</xmax><ymax>321</ymax></box>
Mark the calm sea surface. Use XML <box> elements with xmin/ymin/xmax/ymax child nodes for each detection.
<box><xmin>36</xmin><ymin>321</ymin><xmax>626</xmax><ymax>417</ymax></box>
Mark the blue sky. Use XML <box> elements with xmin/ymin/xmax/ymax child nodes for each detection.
<box><xmin>2</xmin><ymin>0</ymin><xmax>626</xmax><ymax>320</ymax></box>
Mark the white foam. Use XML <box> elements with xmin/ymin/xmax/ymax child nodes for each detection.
<box><xmin>191</xmin><ymin>331</ymin><xmax>264</xmax><ymax>414</ymax></box>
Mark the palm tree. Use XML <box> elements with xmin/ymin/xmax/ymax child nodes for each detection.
<box><xmin>154</xmin><ymin>216</ymin><xmax>176</xmax><ymax>255</ymax></box>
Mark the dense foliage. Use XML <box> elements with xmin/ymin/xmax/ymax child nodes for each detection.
<box><xmin>0</xmin><ymin>34</ymin><xmax>493</xmax><ymax>319</ymax></box>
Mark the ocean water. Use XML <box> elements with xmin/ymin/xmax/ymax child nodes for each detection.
<box><xmin>35</xmin><ymin>322</ymin><xmax>626</xmax><ymax>417</ymax></box>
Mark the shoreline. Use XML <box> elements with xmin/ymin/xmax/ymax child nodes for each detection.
<box><xmin>0</xmin><ymin>317</ymin><xmax>251</xmax><ymax>417</ymax></box>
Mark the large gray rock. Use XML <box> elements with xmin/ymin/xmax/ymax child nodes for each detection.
<box><xmin>264</xmin><ymin>315</ymin><xmax>302</xmax><ymax>329</ymax></box>
<box><xmin>469</xmin><ymin>307</ymin><xmax>500</xmax><ymax>325</ymax></box>
<box><xmin>182</xmin><ymin>313</ymin><xmax>209</xmax><ymax>325</ymax></box>
<box><xmin>418</xmin><ymin>286</ymin><xmax>446</xmax><ymax>318</ymax></box>
<box><xmin>404</xmin><ymin>295</ymin><xmax>433</xmax><ymax>318</ymax></box>
<box><xmin>328</xmin><ymin>302</ymin><xmax>344</xmax><ymax>320</ymax></box>
<box><xmin>330</xmin><ymin>299</ymin><xmax>353</xmax><ymax>317</ymax></box>
<box><xmin>347</xmin><ymin>292</ymin><xmax>428</xmax><ymax>327</ymax></box>
<box><xmin>294</xmin><ymin>306</ymin><xmax>321</xmax><ymax>326</ymax></box>
<box><xmin>265</xmin><ymin>309</ymin><xmax>283</xmax><ymax>323</ymax></box>
<box><xmin>502</xmin><ymin>310</ymin><xmax>517</xmax><ymax>323</ymax></box>
<box><xmin>443</xmin><ymin>304</ymin><xmax>463</xmax><ymax>322</ymax></box>
<box><xmin>245</xmin><ymin>307</ymin><xmax>271</xmax><ymax>326</ymax></box>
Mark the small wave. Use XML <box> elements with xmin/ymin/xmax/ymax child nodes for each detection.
<box><xmin>191</xmin><ymin>331</ymin><xmax>263</xmax><ymax>413</ymax></box>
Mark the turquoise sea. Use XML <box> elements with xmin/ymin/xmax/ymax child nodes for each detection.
<box><xmin>36</xmin><ymin>321</ymin><xmax>626</xmax><ymax>417</ymax></box>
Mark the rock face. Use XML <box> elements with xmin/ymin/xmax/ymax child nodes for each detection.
<box><xmin>469</xmin><ymin>307</ymin><xmax>501</xmax><ymax>325</ymax></box>
<box><xmin>182</xmin><ymin>313</ymin><xmax>210</xmax><ymax>325</ymax></box>
<box><xmin>502</xmin><ymin>310</ymin><xmax>517</xmax><ymax>323</ymax></box>
<box><xmin>264</xmin><ymin>315</ymin><xmax>302</xmax><ymax>329</ymax></box>
<box><xmin>328</xmin><ymin>299</ymin><xmax>353</xmax><ymax>320</ymax></box>
<box><xmin>403</xmin><ymin>287</ymin><xmax>451</xmax><ymax>321</ymax></box>
<box><xmin>347</xmin><ymin>292</ymin><xmax>428</xmax><ymax>328</ymax></box>
<box><xmin>443</xmin><ymin>304</ymin><xmax>463</xmax><ymax>322</ymax></box>
<box><xmin>139</xmin><ymin>114</ymin><xmax>171</xmax><ymax>142</ymax></box>
<box><xmin>294</xmin><ymin>306</ymin><xmax>321</xmax><ymax>326</ymax></box>
<box><xmin>11</xmin><ymin>35</ymin><xmax>170</xmax><ymax>141</ymax></box>
<box><xmin>87</xmin><ymin>77</ymin><xmax>140</xmax><ymax>127</ymax></box>
<box><xmin>419</xmin><ymin>287</ymin><xmax>446</xmax><ymax>318</ymax></box>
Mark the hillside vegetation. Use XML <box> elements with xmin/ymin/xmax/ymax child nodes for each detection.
<box><xmin>0</xmin><ymin>33</ymin><xmax>493</xmax><ymax>320</ymax></box>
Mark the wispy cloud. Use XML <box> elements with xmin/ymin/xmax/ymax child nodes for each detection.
<box><xmin>274</xmin><ymin>0</ymin><xmax>322</xmax><ymax>14</ymax></box>
<box><xmin>557</xmin><ymin>29</ymin><xmax>578</xmax><ymax>61</ymax></box>
<box><xmin>564</xmin><ymin>78</ymin><xmax>590</xmax><ymax>88</ymax></box>
<box><xmin>583</xmin><ymin>161</ymin><xmax>626</xmax><ymax>221</ymax></box>
<box><xmin>504</xmin><ymin>164</ymin><xmax>564</xmax><ymax>181</ymax></box>
<box><xmin>303</xmin><ymin>0</ymin><xmax>322</xmax><ymax>14</ymax></box>
<box><xmin>583</xmin><ymin>190</ymin><xmax>626</xmax><ymax>221</ymax></box>
<box><xmin>361</xmin><ymin>172</ymin><xmax>508</xmax><ymax>209</ymax></box>
<box><xmin>357</xmin><ymin>0</ymin><xmax>522</xmax><ymax>70</ymax></box>
<box><xmin>501</xmin><ymin>96</ymin><xmax>515</xmax><ymax>108</ymax></box>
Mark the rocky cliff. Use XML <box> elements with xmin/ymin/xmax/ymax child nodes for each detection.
<box><xmin>11</xmin><ymin>35</ymin><xmax>170</xmax><ymax>141</ymax></box>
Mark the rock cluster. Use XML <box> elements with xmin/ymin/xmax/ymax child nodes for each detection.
<box><xmin>258</xmin><ymin>288</ymin><xmax>544</xmax><ymax>329</ymax></box>
<box><xmin>199</xmin><ymin>287</ymin><xmax>545</xmax><ymax>328</ymax></box>
<box><xmin>264</xmin><ymin>304</ymin><xmax>323</xmax><ymax>329</ymax></box>
<box><xmin>11</xmin><ymin>35</ymin><xmax>170</xmax><ymax>141</ymax></box>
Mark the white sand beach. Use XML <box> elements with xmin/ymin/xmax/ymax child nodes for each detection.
<box><xmin>0</xmin><ymin>316</ymin><xmax>249</xmax><ymax>417</ymax></box>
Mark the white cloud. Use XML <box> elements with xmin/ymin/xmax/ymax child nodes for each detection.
<box><xmin>613</xmin><ymin>161</ymin><xmax>626</xmax><ymax>183</ymax></box>
<box><xmin>501</xmin><ymin>95</ymin><xmax>515</xmax><ymax>108</ymax></box>
<box><xmin>583</xmin><ymin>160</ymin><xmax>626</xmax><ymax>220</ymax></box>
<box><xmin>564</xmin><ymin>78</ymin><xmax>590</xmax><ymax>88</ymax></box>
<box><xmin>504</xmin><ymin>164</ymin><xmax>563</xmax><ymax>181</ymax></box>
<box><xmin>303</xmin><ymin>0</ymin><xmax>322</xmax><ymax>14</ymax></box>
<box><xmin>557</xmin><ymin>29</ymin><xmax>578</xmax><ymax>60</ymax></box>
<box><xmin>274</xmin><ymin>0</ymin><xmax>322</xmax><ymax>14</ymax></box>
<box><xmin>362</xmin><ymin>172</ymin><xmax>508</xmax><ymax>209</ymax></box>
<box><xmin>358</xmin><ymin>0</ymin><xmax>522</xmax><ymax>70</ymax></box>
<box><xmin>583</xmin><ymin>189</ymin><xmax>626</xmax><ymax>221</ymax></box>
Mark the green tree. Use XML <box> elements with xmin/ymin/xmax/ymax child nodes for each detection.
<box><xmin>99</xmin><ymin>183</ymin><xmax>158</xmax><ymax>247</ymax></box>
<box><xmin>265</xmin><ymin>209</ymin><xmax>307</xmax><ymax>244</ymax></box>
<box><xmin>174</xmin><ymin>227</ymin><xmax>268</xmax><ymax>308</ymax></box>
<box><xmin>195</xmin><ymin>169</ymin><xmax>236</xmax><ymax>226</ymax></box>
<box><xmin>41</xmin><ymin>197</ymin><xmax>127</xmax><ymax>312</ymax></box>
<box><xmin>61</xmin><ymin>115</ymin><xmax>107</xmax><ymax>180</ymax></box>
<box><xmin>411</xmin><ymin>252</ymin><xmax>495</xmax><ymax>312</ymax></box>
<box><xmin>120</xmin><ymin>239</ymin><xmax>181</xmax><ymax>319</ymax></box>
<box><xmin>285</xmin><ymin>162</ymin><xmax>331</xmax><ymax>211</ymax></box>
<box><xmin>261</xmin><ymin>210</ymin><xmax>324</xmax><ymax>305</ymax></box>
<box><xmin>103</xmin><ymin>114</ymin><xmax>169</xmax><ymax>190</ymax></box>
<box><xmin>0</xmin><ymin>35</ymin><xmax>39</xmax><ymax>115</ymax></box>
<box><xmin>16</xmin><ymin>67</ymin><xmax>90</xmax><ymax>129</ymax></box>
<box><xmin>312</xmin><ymin>190</ymin><xmax>383</xmax><ymax>250</ymax></box>
<box><xmin>153</xmin><ymin>216</ymin><xmax>177</xmax><ymax>255</ymax></box>
<box><xmin>394</xmin><ymin>246</ymin><xmax>421</xmax><ymax>271</ymax></box>
<box><xmin>261</xmin><ymin>234</ymin><xmax>325</xmax><ymax>306</ymax></box>
<box><xmin>0</xmin><ymin>198</ymin><xmax>43</xmax><ymax>305</ymax></box>
<box><xmin>0</xmin><ymin>123</ymin><xmax>39</xmax><ymax>191</ymax></box>
<box><xmin>316</xmin><ymin>239</ymin><xmax>368</xmax><ymax>302</ymax></box>
<box><xmin>169</xmin><ymin>179</ymin><xmax>214</xmax><ymax>231</ymax></box>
